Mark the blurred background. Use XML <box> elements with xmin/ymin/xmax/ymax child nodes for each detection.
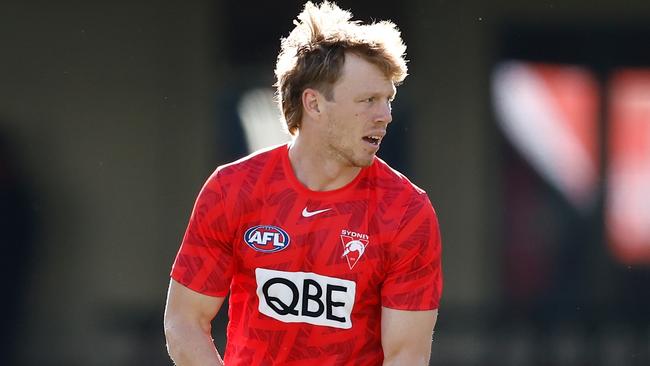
<box><xmin>1</xmin><ymin>0</ymin><xmax>649</xmax><ymax>365</ymax></box>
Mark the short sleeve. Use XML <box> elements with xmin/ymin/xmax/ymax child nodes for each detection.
<box><xmin>170</xmin><ymin>171</ymin><xmax>235</xmax><ymax>297</ymax></box>
<box><xmin>381</xmin><ymin>192</ymin><xmax>443</xmax><ymax>310</ymax></box>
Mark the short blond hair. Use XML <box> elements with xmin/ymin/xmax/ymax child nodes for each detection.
<box><xmin>275</xmin><ymin>1</ymin><xmax>408</xmax><ymax>135</ymax></box>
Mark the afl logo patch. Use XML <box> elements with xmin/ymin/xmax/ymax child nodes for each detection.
<box><xmin>244</xmin><ymin>225</ymin><xmax>291</xmax><ymax>253</ymax></box>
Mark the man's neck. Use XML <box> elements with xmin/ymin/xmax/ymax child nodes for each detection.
<box><xmin>288</xmin><ymin>137</ymin><xmax>362</xmax><ymax>192</ymax></box>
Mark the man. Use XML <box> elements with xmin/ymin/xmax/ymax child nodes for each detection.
<box><xmin>164</xmin><ymin>2</ymin><xmax>443</xmax><ymax>365</ymax></box>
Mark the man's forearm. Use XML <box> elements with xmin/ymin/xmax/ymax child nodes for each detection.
<box><xmin>166</xmin><ymin>322</ymin><xmax>224</xmax><ymax>366</ymax></box>
<box><xmin>382</xmin><ymin>351</ymin><xmax>430</xmax><ymax>366</ymax></box>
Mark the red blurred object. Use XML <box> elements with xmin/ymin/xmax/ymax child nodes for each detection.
<box><xmin>607</xmin><ymin>69</ymin><xmax>650</xmax><ymax>264</ymax></box>
<box><xmin>492</xmin><ymin>61</ymin><xmax>599</xmax><ymax>210</ymax></box>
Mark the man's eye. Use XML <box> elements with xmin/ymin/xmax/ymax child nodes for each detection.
<box><xmin>365</xmin><ymin>97</ymin><xmax>375</xmax><ymax>102</ymax></box>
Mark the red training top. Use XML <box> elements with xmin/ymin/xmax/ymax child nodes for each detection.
<box><xmin>171</xmin><ymin>144</ymin><xmax>442</xmax><ymax>366</ymax></box>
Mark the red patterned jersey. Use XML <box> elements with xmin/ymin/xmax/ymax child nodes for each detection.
<box><xmin>171</xmin><ymin>144</ymin><xmax>442</xmax><ymax>366</ymax></box>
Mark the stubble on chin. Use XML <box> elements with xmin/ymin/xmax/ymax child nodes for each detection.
<box><xmin>356</xmin><ymin>157</ymin><xmax>374</xmax><ymax>168</ymax></box>
<box><xmin>350</xmin><ymin>150</ymin><xmax>375</xmax><ymax>168</ymax></box>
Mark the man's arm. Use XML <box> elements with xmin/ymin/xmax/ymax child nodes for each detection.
<box><xmin>164</xmin><ymin>279</ymin><xmax>226</xmax><ymax>366</ymax></box>
<box><xmin>381</xmin><ymin>307</ymin><xmax>438</xmax><ymax>366</ymax></box>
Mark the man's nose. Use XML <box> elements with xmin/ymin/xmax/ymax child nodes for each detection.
<box><xmin>376</xmin><ymin>101</ymin><xmax>392</xmax><ymax>124</ymax></box>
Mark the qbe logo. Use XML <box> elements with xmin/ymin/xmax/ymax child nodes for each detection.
<box><xmin>255</xmin><ymin>268</ymin><xmax>356</xmax><ymax>329</ymax></box>
<box><xmin>244</xmin><ymin>225</ymin><xmax>290</xmax><ymax>253</ymax></box>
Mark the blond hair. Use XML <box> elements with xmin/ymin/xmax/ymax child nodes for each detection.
<box><xmin>275</xmin><ymin>1</ymin><xmax>408</xmax><ymax>135</ymax></box>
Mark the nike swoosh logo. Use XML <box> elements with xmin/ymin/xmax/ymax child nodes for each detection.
<box><xmin>302</xmin><ymin>207</ymin><xmax>331</xmax><ymax>218</ymax></box>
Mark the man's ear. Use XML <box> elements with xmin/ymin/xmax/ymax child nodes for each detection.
<box><xmin>302</xmin><ymin>88</ymin><xmax>321</xmax><ymax>118</ymax></box>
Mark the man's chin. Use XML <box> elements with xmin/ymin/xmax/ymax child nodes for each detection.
<box><xmin>353</xmin><ymin>155</ymin><xmax>375</xmax><ymax>168</ymax></box>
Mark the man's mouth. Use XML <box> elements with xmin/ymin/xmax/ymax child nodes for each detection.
<box><xmin>363</xmin><ymin>135</ymin><xmax>382</xmax><ymax>146</ymax></box>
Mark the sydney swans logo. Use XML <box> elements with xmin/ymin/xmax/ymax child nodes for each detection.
<box><xmin>340</xmin><ymin>230</ymin><xmax>369</xmax><ymax>269</ymax></box>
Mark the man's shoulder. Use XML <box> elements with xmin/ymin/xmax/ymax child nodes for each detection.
<box><xmin>214</xmin><ymin>144</ymin><xmax>286</xmax><ymax>178</ymax></box>
<box><xmin>371</xmin><ymin>156</ymin><xmax>428</xmax><ymax>197</ymax></box>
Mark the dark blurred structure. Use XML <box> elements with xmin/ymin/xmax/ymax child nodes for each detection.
<box><xmin>1</xmin><ymin>0</ymin><xmax>650</xmax><ymax>365</ymax></box>
<box><xmin>0</xmin><ymin>128</ymin><xmax>37</xmax><ymax>365</ymax></box>
<box><xmin>491</xmin><ymin>25</ymin><xmax>650</xmax><ymax>365</ymax></box>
